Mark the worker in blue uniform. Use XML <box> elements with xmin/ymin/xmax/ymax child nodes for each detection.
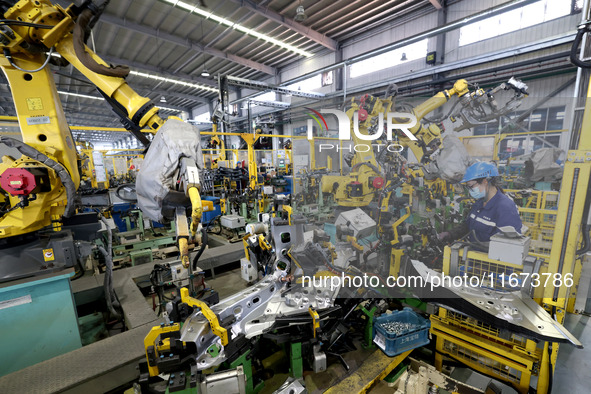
<box><xmin>439</xmin><ymin>162</ymin><xmax>523</xmax><ymax>243</ymax></box>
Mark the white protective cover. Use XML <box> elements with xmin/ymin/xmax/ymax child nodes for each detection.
<box><xmin>136</xmin><ymin>119</ymin><xmax>203</xmax><ymax>223</ymax></box>
<box><xmin>423</xmin><ymin>135</ymin><xmax>474</xmax><ymax>183</ymax></box>
<box><xmin>520</xmin><ymin>148</ymin><xmax>564</xmax><ymax>182</ymax></box>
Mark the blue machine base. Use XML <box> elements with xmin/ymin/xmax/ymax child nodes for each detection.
<box><xmin>0</xmin><ymin>271</ymin><xmax>82</xmax><ymax>377</ymax></box>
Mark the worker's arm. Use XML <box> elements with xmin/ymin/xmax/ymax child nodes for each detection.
<box><xmin>439</xmin><ymin>221</ymin><xmax>469</xmax><ymax>242</ymax></box>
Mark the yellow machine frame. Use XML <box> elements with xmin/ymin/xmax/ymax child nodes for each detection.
<box><xmin>0</xmin><ymin>47</ymin><xmax>80</xmax><ymax>236</ymax></box>
<box><xmin>460</xmin><ymin>129</ymin><xmax>567</xmax><ymax>162</ymax></box>
<box><xmin>432</xmin><ymin>246</ymin><xmax>545</xmax><ymax>393</ymax></box>
<box><xmin>77</xmin><ymin>142</ymin><xmax>110</xmax><ymax>189</ymax></box>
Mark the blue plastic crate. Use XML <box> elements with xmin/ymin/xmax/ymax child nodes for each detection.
<box><xmin>373</xmin><ymin>307</ymin><xmax>430</xmax><ymax>356</ymax></box>
<box><xmin>202</xmin><ymin>196</ymin><xmax>222</xmax><ymax>225</ymax></box>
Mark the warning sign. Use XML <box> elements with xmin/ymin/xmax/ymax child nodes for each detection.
<box><xmin>43</xmin><ymin>248</ymin><xmax>55</xmax><ymax>262</ymax></box>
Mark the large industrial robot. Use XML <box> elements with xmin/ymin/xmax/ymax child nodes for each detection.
<box><xmin>0</xmin><ymin>0</ymin><xmax>205</xmax><ymax>280</ymax></box>
<box><xmin>320</xmin><ymin>78</ymin><xmax>529</xmax><ymax>208</ymax></box>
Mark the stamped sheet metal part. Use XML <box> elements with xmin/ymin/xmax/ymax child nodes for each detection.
<box><xmin>408</xmin><ymin>260</ymin><xmax>583</xmax><ymax>347</ymax></box>
<box><xmin>180</xmin><ymin>274</ymin><xmax>338</xmax><ymax>370</ymax></box>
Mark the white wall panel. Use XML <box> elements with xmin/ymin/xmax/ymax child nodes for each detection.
<box><xmin>280</xmin><ymin>52</ymin><xmax>336</xmax><ymax>82</ymax></box>
<box><xmin>449</xmin><ymin>15</ymin><xmax>578</xmax><ymax>63</ymax></box>
<box><xmin>274</xmin><ymin>0</ymin><xmax>578</xmax><ymax>100</ymax></box>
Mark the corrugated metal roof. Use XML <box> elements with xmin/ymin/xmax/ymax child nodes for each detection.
<box><xmin>1</xmin><ymin>0</ymin><xmax>428</xmax><ymax>143</ymax></box>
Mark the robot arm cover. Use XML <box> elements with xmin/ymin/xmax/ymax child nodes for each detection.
<box><xmin>136</xmin><ymin>119</ymin><xmax>203</xmax><ymax>223</ymax></box>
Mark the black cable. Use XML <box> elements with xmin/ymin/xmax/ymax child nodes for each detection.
<box><xmin>207</xmin><ymin>216</ymin><xmax>223</xmax><ymax>235</ymax></box>
<box><xmin>205</xmin><ymin>215</ymin><xmax>222</xmax><ymax>231</ymax></box>
<box><xmin>3</xmin><ymin>46</ymin><xmax>54</xmax><ymax>73</ymax></box>
<box><xmin>192</xmin><ymin>228</ymin><xmax>208</xmax><ymax>271</ymax></box>
<box><xmin>115</xmin><ymin>183</ymin><xmax>138</xmax><ymax>202</ymax></box>
<box><xmin>570</xmin><ymin>24</ymin><xmax>591</xmax><ymax>69</ymax></box>
<box><xmin>0</xmin><ymin>20</ymin><xmax>54</xmax><ymax>28</ymax></box>
<box><xmin>150</xmin><ymin>263</ymin><xmax>170</xmax><ymax>316</ymax></box>
<box><xmin>98</xmin><ymin>216</ymin><xmax>121</xmax><ymax>319</ymax></box>
<box><xmin>577</xmin><ymin>225</ymin><xmax>591</xmax><ymax>256</ymax></box>
<box><xmin>98</xmin><ymin>245</ymin><xmax>121</xmax><ymax>319</ymax></box>
<box><xmin>0</xmin><ymin>203</ymin><xmax>20</xmax><ymax>215</ymax></box>
<box><xmin>452</xmin><ymin>231</ymin><xmax>488</xmax><ymax>253</ymax></box>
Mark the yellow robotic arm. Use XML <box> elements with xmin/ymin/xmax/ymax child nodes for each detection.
<box><xmin>320</xmin><ymin>80</ymin><xmax>469</xmax><ymax>207</ymax></box>
<box><xmin>0</xmin><ymin>1</ymin><xmax>203</xmax><ymax>265</ymax></box>
<box><xmin>404</xmin><ymin>79</ymin><xmax>469</xmax><ymax>162</ymax></box>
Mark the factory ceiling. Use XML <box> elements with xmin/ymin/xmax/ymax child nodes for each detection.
<box><xmin>0</xmin><ymin>0</ymin><xmax>431</xmax><ymax>144</ymax></box>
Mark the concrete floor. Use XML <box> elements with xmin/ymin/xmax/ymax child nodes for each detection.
<box><xmin>553</xmin><ymin>313</ymin><xmax>591</xmax><ymax>391</ymax></box>
<box><xmin>206</xmin><ymin>263</ymin><xmax>250</xmax><ymax>299</ymax></box>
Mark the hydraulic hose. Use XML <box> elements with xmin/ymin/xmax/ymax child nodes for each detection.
<box><xmin>72</xmin><ymin>8</ymin><xmax>129</xmax><ymax>77</ymax></box>
<box><xmin>115</xmin><ymin>183</ymin><xmax>138</xmax><ymax>202</ymax></box>
<box><xmin>577</xmin><ymin>225</ymin><xmax>591</xmax><ymax>256</ymax></box>
<box><xmin>99</xmin><ymin>216</ymin><xmax>121</xmax><ymax>319</ymax></box>
<box><xmin>98</xmin><ymin>245</ymin><xmax>120</xmax><ymax>320</ymax></box>
<box><xmin>0</xmin><ymin>137</ymin><xmax>77</xmax><ymax>217</ymax></box>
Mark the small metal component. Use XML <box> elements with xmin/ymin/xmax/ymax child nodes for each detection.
<box><xmin>273</xmin><ymin>377</ymin><xmax>307</xmax><ymax>394</ymax></box>
<box><xmin>310</xmin><ymin>344</ymin><xmax>326</xmax><ymax>373</ymax></box>
<box><xmin>179</xmin><ymin>157</ymin><xmax>201</xmax><ymax>191</ymax></box>
<box><xmin>200</xmin><ymin>365</ymin><xmax>246</xmax><ymax>394</ymax></box>
<box><xmin>379</xmin><ymin>321</ymin><xmax>418</xmax><ymax>335</ymax></box>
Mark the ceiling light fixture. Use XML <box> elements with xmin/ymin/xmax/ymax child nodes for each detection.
<box><xmin>58</xmin><ymin>91</ymin><xmax>103</xmax><ymax>100</ymax></box>
<box><xmin>200</xmin><ymin>20</ymin><xmax>211</xmax><ymax>78</ymax></box>
<box><xmin>294</xmin><ymin>1</ymin><xmax>307</xmax><ymax>22</ymax></box>
<box><xmin>158</xmin><ymin>106</ymin><xmax>183</xmax><ymax>113</ymax></box>
<box><xmin>162</xmin><ymin>0</ymin><xmax>312</xmax><ymax>57</ymax></box>
<box><xmin>129</xmin><ymin>70</ymin><xmax>218</xmax><ymax>92</ymax></box>
<box><xmin>58</xmin><ymin>90</ymin><xmax>182</xmax><ymax>113</ymax></box>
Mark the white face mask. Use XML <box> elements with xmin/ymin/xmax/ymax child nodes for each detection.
<box><xmin>469</xmin><ymin>184</ymin><xmax>485</xmax><ymax>199</ymax></box>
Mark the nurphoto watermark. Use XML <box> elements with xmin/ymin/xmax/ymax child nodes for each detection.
<box><xmin>305</xmin><ymin>108</ymin><xmax>417</xmax><ymax>153</ymax></box>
